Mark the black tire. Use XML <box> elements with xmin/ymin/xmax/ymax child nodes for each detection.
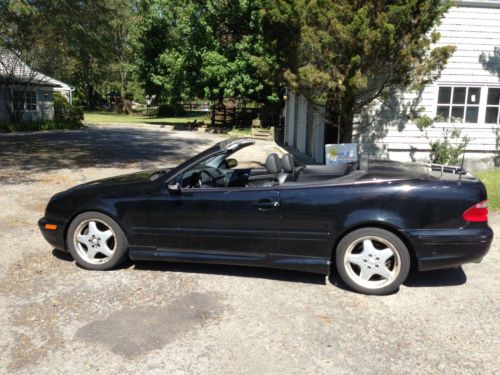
<box><xmin>66</xmin><ymin>211</ymin><xmax>129</xmax><ymax>270</ymax></box>
<box><xmin>335</xmin><ymin>228</ymin><xmax>411</xmax><ymax>295</ymax></box>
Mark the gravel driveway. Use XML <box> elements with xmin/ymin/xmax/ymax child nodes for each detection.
<box><xmin>0</xmin><ymin>125</ymin><xmax>498</xmax><ymax>374</ymax></box>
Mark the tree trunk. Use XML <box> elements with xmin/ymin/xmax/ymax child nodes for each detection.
<box><xmin>120</xmin><ymin>69</ymin><xmax>127</xmax><ymax>96</ymax></box>
<box><xmin>86</xmin><ymin>84</ymin><xmax>95</xmax><ymax>109</ymax></box>
<box><xmin>217</xmin><ymin>89</ymin><xmax>225</xmax><ymax>106</ymax></box>
<box><xmin>340</xmin><ymin>96</ymin><xmax>355</xmax><ymax>143</ymax></box>
<box><xmin>326</xmin><ymin>96</ymin><xmax>355</xmax><ymax>143</ymax></box>
<box><xmin>341</xmin><ymin>112</ymin><xmax>354</xmax><ymax>143</ymax></box>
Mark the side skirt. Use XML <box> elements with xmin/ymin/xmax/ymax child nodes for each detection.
<box><xmin>128</xmin><ymin>246</ymin><xmax>331</xmax><ymax>275</ymax></box>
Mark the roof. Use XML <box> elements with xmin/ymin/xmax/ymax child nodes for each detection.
<box><xmin>457</xmin><ymin>0</ymin><xmax>500</xmax><ymax>8</ymax></box>
<box><xmin>0</xmin><ymin>49</ymin><xmax>72</xmax><ymax>89</ymax></box>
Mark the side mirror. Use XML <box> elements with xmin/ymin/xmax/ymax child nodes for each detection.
<box><xmin>167</xmin><ymin>181</ymin><xmax>181</xmax><ymax>193</ymax></box>
<box><xmin>226</xmin><ymin>158</ymin><xmax>238</xmax><ymax>169</ymax></box>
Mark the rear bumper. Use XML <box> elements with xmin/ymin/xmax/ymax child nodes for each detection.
<box><xmin>405</xmin><ymin>226</ymin><xmax>493</xmax><ymax>271</ymax></box>
<box><xmin>38</xmin><ymin>217</ymin><xmax>67</xmax><ymax>251</ymax></box>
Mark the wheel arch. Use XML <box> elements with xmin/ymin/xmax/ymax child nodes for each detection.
<box><xmin>330</xmin><ymin>222</ymin><xmax>417</xmax><ymax>272</ymax></box>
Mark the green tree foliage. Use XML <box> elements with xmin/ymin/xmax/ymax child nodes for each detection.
<box><xmin>133</xmin><ymin>0</ymin><xmax>281</xmax><ymax>105</ymax></box>
<box><xmin>1</xmin><ymin>0</ymin><xmax>138</xmax><ymax>108</ymax></box>
<box><xmin>260</xmin><ymin>0</ymin><xmax>456</xmax><ymax>142</ymax></box>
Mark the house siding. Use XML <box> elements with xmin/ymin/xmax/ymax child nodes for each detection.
<box><xmin>283</xmin><ymin>2</ymin><xmax>500</xmax><ymax>169</ymax></box>
<box><xmin>0</xmin><ymin>86</ymin><xmax>55</xmax><ymax>123</ymax></box>
<box><xmin>354</xmin><ymin>4</ymin><xmax>500</xmax><ymax>166</ymax></box>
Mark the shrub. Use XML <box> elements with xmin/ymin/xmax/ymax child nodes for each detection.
<box><xmin>413</xmin><ymin>115</ymin><xmax>470</xmax><ymax>166</ymax></box>
<box><xmin>157</xmin><ymin>103</ymin><xmax>185</xmax><ymax>117</ymax></box>
<box><xmin>0</xmin><ymin>120</ymin><xmax>81</xmax><ymax>133</ymax></box>
<box><xmin>0</xmin><ymin>93</ymin><xmax>84</xmax><ymax>133</ymax></box>
<box><xmin>53</xmin><ymin>92</ymin><xmax>84</xmax><ymax>125</ymax></box>
<box><xmin>429</xmin><ymin>129</ymin><xmax>470</xmax><ymax>166</ymax></box>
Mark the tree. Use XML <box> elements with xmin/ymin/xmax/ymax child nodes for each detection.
<box><xmin>261</xmin><ymin>0</ymin><xmax>456</xmax><ymax>142</ymax></box>
<box><xmin>133</xmin><ymin>0</ymin><xmax>282</xmax><ymax>105</ymax></box>
<box><xmin>1</xmin><ymin>0</ymin><xmax>139</xmax><ymax>109</ymax></box>
<box><xmin>0</xmin><ymin>1</ymin><xmax>53</xmax><ymax>122</ymax></box>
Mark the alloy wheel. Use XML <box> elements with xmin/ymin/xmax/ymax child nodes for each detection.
<box><xmin>73</xmin><ymin>219</ymin><xmax>116</xmax><ymax>265</ymax></box>
<box><xmin>343</xmin><ymin>235</ymin><xmax>401</xmax><ymax>290</ymax></box>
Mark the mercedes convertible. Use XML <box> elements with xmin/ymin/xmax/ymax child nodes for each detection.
<box><xmin>39</xmin><ymin>138</ymin><xmax>493</xmax><ymax>295</ymax></box>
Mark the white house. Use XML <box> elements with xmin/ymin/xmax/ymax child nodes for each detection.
<box><xmin>0</xmin><ymin>50</ymin><xmax>73</xmax><ymax>124</ymax></box>
<box><xmin>283</xmin><ymin>0</ymin><xmax>500</xmax><ymax>169</ymax></box>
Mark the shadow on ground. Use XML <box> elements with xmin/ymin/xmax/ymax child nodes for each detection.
<box><xmin>404</xmin><ymin>267</ymin><xmax>467</xmax><ymax>287</ymax></box>
<box><xmin>136</xmin><ymin>262</ymin><xmax>468</xmax><ymax>290</ymax></box>
<box><xmin>134</xmin><ymin>261</ymin><xmax>327</xmax><ymax>285</ymax></box>
<box><xmin>0</xmin><ymin>127</ymin><xmax>214</xmax><ymax>184</ymax></box>
<box><xmin>52</xmin><ymin>249</ymin><xmax>326</xmax><ymax>285</ymax></box>
<box><xmin>52</xmin><ymin>249</ymin><xmax>467</xmax><ymax>290</ymax></box>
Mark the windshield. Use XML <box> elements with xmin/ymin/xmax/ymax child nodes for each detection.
<box><xmin>165</xmin><ymin>138</ymin><xmax>254</xmax><ymax>180</ymax></box>
<box><xmin>201</xmin><ymin>154</ymin><xmax>227</xmax><ymax>168</ymax></box>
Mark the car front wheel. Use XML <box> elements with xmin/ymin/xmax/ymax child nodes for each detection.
<box><xmin>335</xmin><ymin>228</ymin><xmax>411</xmax><ymax>295</ymax></box>
<box><xmin>67</xmin><ymin>211</ymin><xmax>128</xmax><ymax>270</ymax></box>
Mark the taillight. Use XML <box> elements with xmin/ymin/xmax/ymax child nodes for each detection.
<box><xmin>463</xmin><ymin>200</ymin><xmax>488</xmax><ymax>222</ymax></box>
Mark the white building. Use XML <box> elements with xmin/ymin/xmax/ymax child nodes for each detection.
<box><xmin>0</xmin><ymin>50</ymin><xmax>73</xmax><ymax>124</ymax></box>
<box><xmin>283</xmin><ymin>0</ymin><xmax>500</xmax><ymax>169</ymax></box>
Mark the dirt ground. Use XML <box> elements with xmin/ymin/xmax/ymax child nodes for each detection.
<box><xmin>0</xmin><ymin>125</ymin><xmax>498</xmax><ymax>375</ymax></box>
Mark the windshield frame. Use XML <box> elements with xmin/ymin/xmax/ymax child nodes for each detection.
<box><xmin>163</xmin><ymin>138</ymin><xmax>254</xmax><ymax>183</ymax></box>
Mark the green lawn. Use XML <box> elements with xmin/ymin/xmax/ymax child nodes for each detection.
<box><xmin>227</xmin><ymin>127</ymin><xmax>252</xmax><ymax>137</ymax></box>
<box><xmin>476</xmin><ymin>169</ymin><xmax>500</xmax><ymax>211</ymax></box>
<box><xmin>84</xmin><ymin>111</ymin><xmax>253</xmax><ymax>138</ymax></box>
<box><xmin>84</xmin><ymin>111</ymin><xmax>210</xmax><ymax>125</ymax></box>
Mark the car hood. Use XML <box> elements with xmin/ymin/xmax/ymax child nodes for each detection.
<box><xmin>68</xmin><ymin>168</ymin><xmax>170</xmax><ymax>191</ymax></box>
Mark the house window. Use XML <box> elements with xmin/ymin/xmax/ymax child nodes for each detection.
<box><xmin>436</xmin><ymin>86</ymin><xmax>480</xmax><ymax>123</ymax></box>
<box><xmin>25</xmin><ymin>91</ymin><xmax>37</xmax><ymax>111</ymax></box>
<box><xmin>13</xmin><ymin>90</ymin><xmax>24</xmax><ymax>111</ymax></box>
<box><xmin>12</xmin><ymin>90</ymin><xmax>37</xmax><ymax>111</ymax></box>
<box><xmin>485</xmin><ymin>88</ymin><xmax>500</xmax><ymax>124</ymax></box>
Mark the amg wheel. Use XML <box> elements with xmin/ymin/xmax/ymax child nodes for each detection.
<box><xmin>335</xmin><ymin>228</ymin><xmax>411</xmax><ymax>295</ymax></box>
<box><xmin>67</xmin><ymin>211</ymin><xmax>128</xmax><ymax>270</ymax></box>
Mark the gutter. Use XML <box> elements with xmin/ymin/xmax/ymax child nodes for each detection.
<box><xmin>457</xmin><ymin>0</ymin><xmax>500</xmax><ymax>8</ymax></box>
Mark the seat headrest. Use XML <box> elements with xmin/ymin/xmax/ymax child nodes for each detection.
<box><xmin>281</xmin><ymin>153</ymin><xmax>294</xmax><ymax>173</ymax></box>
<box><xmin>265</xmin><ymin>153</ymin><xmax>281</xmax><ymax>174</ymax></box>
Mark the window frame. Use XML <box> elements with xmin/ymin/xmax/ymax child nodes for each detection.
<box><xmin>11</xmin><ymin>89</ymin><xmax>38</xmax><ymax>112</ymax></box>
<box><xmin>435</xmin><ymin>85</ymin><xmax>481</xmax><ymax>124</ymax></box>
<box><xmin>24</xmin><ymin>90</ymin><xmax>37</xmax><ymax>111</ymax></box>
<box><xmin>485</xmin><ymin>87</ymin><xmax>500</xmax><ymax>125</ymax></box>
<box><xmin>434</xmin><ymin>84</ymin><xmax>500</xmax><ymax>126</ymax></box>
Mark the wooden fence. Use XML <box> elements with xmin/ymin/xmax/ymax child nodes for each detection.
<box><xmin>211</xmin><ymin>106</ymin><xmax>282</xmax><ymax>128</ymax></box>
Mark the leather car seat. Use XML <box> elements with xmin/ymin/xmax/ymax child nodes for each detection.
<box><xmin>280</xmin><ymin>153</ymin><xmax>295</xmax><ymax>182</ymax></box>
<box><xmin>266</xmin><ymin>153</ymin><xmax>282</xmax><ymax>175</ymax></box>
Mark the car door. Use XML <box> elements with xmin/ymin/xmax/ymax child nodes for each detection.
<box><xmin>277</xmin><ymin>184</ymin><xmax>335</xmax><ymax>260</ymax></box>
<box><xmin>149</xmin><ymin>185</ymin><xmax>281</xmax><ymax>256</ymax></box>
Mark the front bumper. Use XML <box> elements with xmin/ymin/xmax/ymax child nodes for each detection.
<box><xmin>38</xmin><ymin>217</ymin><xmax>67</xmax><ymax>251</ymax></box>
<box><xmin>406</xmin><ymin>226</ymin><xmax>494</xmax><ymax>271</ymax></box>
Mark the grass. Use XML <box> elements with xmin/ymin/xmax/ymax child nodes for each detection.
<box><xmin>84</xmin><ymin>111</ymin><xmax>210</xmax><ymax>125</ymax></box>
<box><xmin>85</xmin><ymin>111</ymin><xmax>255</xmax><ymax>138</ymax></box>
<box><xmin>227</xmin><ymin>127</ymin><xmax>252</xmax><ymax>137</ymax></box>
<box><xmin>476</xmin><ymin>169</ymin><xmax>500</xmax><ymax>211</ymax></box>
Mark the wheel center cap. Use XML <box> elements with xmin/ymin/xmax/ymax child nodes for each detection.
<box><xmin>368</xmin><ymin>257</ymin><xmax>377</xmax><ymax>266</ymax></box>
<box><xmin>92</xmin><ymin>238</ymin><xmax>99</xmax><ymax>245</ymax></box>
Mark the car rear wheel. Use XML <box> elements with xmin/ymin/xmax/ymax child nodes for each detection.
<box><xmin>67</xmin><ymin>211</ymin><xmax>128</xmax><ymax>270</ymax></box>
<box><xmin>335</xmin><ymin>228</ymin><xmax>410</xmax><ymax>295</ymax></box>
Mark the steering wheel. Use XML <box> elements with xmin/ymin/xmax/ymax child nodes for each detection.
<box><xmin>196</xmin><ymin>167</ymin><xmax>226</xmax><ymax>187</ymax></box>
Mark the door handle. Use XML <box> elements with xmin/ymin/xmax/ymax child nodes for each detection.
<box><xmin>253</xmin><ymin>199</ymin><xmax>280</xmax><ymax>210</ymax></box>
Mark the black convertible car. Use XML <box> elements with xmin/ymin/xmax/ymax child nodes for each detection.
<box><xmin>39</xmin><ymin>138</ymin><xmax>493</xmax><ymax>295</ymax></box>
